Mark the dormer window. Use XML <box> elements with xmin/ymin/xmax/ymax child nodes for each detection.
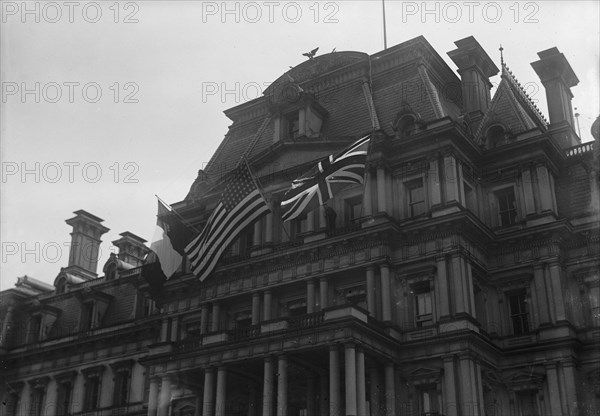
<box><xmin>485</xmin><ymin>124</ymin><xmax>509</xmax><ymax>148</ymax></box>
<box><xmin>286</xmin><ymin>110</ymin><xmax>300</xmax><ymax>139</ymax></box>
<box><xmin>393</xmin><ymin>112</ymin><xmax>421</xmax><ymax>139</ymax></box>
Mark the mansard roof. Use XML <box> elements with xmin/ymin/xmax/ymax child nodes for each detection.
<box><xmin>186</xmin><ymin>36</ymin><xmax>463</xmax><ymax>201</ymax></box>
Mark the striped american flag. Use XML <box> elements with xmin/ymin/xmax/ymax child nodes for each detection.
<box><xmin>280</xmin><ymin>134</ymin><xmax>371</xmax><ymax>222</ymax></box>
<box><xmin>185</xmin><ymin>162</ymin><xmax>270</xmax><ymax>281</ymax></box>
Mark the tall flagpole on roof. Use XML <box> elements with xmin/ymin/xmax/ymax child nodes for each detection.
<box><xmin>382</xmin><ymin>0</ymin><xmax>388</xmax><ymax>49</ymax></box>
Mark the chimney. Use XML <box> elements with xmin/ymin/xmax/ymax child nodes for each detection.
<box><xmin>448</xmin><ymin>36</ymin><xmax>499</xmax><ymax>124</ymax></box>
<box><xmin>531</xmin><ymin>47</ymin><xmax>579</xmax><ymax>129</ymax></box>
<box><xmin>111</xmin><ymin>232</ymin><xmax>149</xmax><ymax>267</ymax></box>
<box><xmin>65</xmin><ymin>210</ymin><xmax>109</xmax><ymax>279</ymax></box>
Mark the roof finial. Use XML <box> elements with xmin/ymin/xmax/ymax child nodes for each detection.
<box><xmin>499</xmin><ymin>44</ymin><xmax>505</xmax><ymax>67</ymax></box>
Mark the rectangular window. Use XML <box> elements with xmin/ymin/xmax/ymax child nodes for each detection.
<box><xmin>508</xmin><ymin>290</ymin><xmax>529</xmax><ymax>335</ymax></box>
<box><xmin>286</xmin><ymin>111</ymin><xmax>300</xmax><ymax>139</ymax></box>
<box><xmin>81</xmin><ymin>302</ymin><xmax>96</xmax><ymax>331</ymax></box>
<box><xmin>418</xmin><ymin>385</ymin><xmax>440</xmax><ymax>415</ymax></box>
<box><xmin>292</xmin><ymin>213</ymin><xmax>307</xmax><ymax>239</ymax></box>
<box><xmin>406</xmin><ymin>179</ymin><xmax>426</xmax><ymax>217</ymax></box>
<box><xmin>345</xmin><ymin>197</ymin><xmax>362</xmax><ymax>225</ymax></box>
<box><xmin>84</xmin><ymin>376</ymin><xmax>101</xmax><ymax>411</ymax></box>
<box><xmin>496</xmin><ymin>187</ymin><xmax>517</xmax><ymax>226</ymax></box>
<box><xmin>143</xmin><ymin>297</ymin><xmax>156</xmax><ymax>317</ymax></box>
<box><xmin>413</xmin><ymin>282</ymin><xmax>433</xmax><ymax>327</ymax></box>
<box><xmin>57</xmin><ymin>382</ymin><xmax>72</xmax><ymax>415</ymax></box>
<box><xmin>113</xmin><ymin>369</ymin><xmax>131</xmax><ymax>407</ymax></box>
<box><xmin>516</xmin><ymin>390</ymin><xmax>539</xmax><ymax>416</ymax></box>
<box><xmin>31</xmin><ymin>388</ymin><xmax>45</xmax><ymax>416</ymax></box>
<box><xmin>29</xmin><ymin>315</ymin><xmax>42</xmax><ymax>343</ymax></box>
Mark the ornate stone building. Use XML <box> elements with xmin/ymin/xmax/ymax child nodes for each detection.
<box><xmin>1</xmin><ymin>36</ymin><xmax>598</xmax><ymax>416</ymax></box>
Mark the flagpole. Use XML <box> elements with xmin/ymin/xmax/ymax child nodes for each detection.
<box><xmin>155</xmin><ymin>194</ymin><xmax>200</xmax><ymax>233</ymax></box>
<box><xmin>382</xmin><ymin>0</ymin><xmax>388</xmax><ymax>50</ymax></box>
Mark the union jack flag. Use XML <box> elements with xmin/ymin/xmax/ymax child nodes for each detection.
<box><xmin>281</xmin><ymin>134</ymin><xmax>371</xmax><ymax>222</ymax></box>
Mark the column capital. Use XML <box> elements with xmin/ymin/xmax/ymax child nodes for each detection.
<box><xmin>344</xmin><ymin>342</ymin><xmax>356</xmax><ymax>349</ymax></box>
<box><xmin>545</xmin><ymin>360</ymin><xmax>559</xmax><ymax>370</ymax></box>
<box><xmin>442</xmin><ymin>354</ymin><xmax>455</xmax><ymax>363</ymax></box>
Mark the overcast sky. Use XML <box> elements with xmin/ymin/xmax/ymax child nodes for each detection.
<box><xmin>1</xmin><ymin>0</ymin><xmax>599</xmax><ymax>289</ymax></box>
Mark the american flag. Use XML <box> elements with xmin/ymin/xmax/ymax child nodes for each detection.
<box><xmin>185</xmin><ymin>162</ymin><xmax>270</xmax><ymax>281</ymax></box>
<box><xmin>281</xmin><ymin>134</ymin><xmax>371</xmax><ymax>222</ymax></box>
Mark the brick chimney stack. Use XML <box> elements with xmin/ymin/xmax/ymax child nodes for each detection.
<box><xmin>111</xmin><ymin>232</ymin><xmax>149</xmax><ymax>267</ymax></box>
<box><xmin>531</xmin><ymin>47</ymin><xmax>579</xmax><ymax>130</ymax></box>
<box><xmin>448</xmin><ymin>36</ymin><xmax>499</xmax><ymax>125</ymax></box>
<box><xmin>65</xmin><ymin>210</ymin><xmax>109</xmax><ymax>279</ymax></box>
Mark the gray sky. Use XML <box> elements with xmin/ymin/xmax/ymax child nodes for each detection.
<box><xmin>1</xmin><ymin>0</ymin><xmax>599</xmax><ymax>289</ymax></box>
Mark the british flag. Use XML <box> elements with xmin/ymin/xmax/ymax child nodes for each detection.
<box><xmin>281</xmin><ymin>134</ymin><xmax>371</xmax><ymax>222</ymax></box>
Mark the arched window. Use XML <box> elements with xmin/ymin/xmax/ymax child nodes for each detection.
<box><xmin>485</xmin><ymin>124</ymin><xmax>507</xmax><ymax>148</ymax></box>
<box><xmin>394</xmin><ymin>114</ymin><xmax>418</xmax><ymax>138</ymax></box>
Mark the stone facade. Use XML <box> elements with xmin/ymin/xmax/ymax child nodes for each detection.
<box><xmin>1</xmin><ymin>35</ymin><xmax>598</xmax><ymax>416</ymax></box>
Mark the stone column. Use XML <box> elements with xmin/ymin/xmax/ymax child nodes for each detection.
<box><xmin>203</xmin><ymin>368</ymin><xmax>216</xmax><ymax>416</ymax></box>
<box><xmin>521</xmin><ymin>168</ymin><xmax>536</xmax><ymax>215</ymax></box>
<box><xmin>70</xmin><ymin>372</ymin><xmax>84</xmax><ymax>414</ymax></box>
<box><xmin>562</xmin><ymin>360</ymin><xmax>579</xmax><ymax>416</ymax></box>
<box><xmin>265</xmin><ymin>213</ymin><xmax>274</xmax><ymax>245</ymax></box>
<box><xmin>428</xmin><ymin>158</ymin><xmax>442</xmax><ymax>207</ymax></box>
<box><xmin>320</xmin><ymin>279</ymin><xmax>329</xmax><ymax>310</ymax></box>
<box><xmin>201</xmin><ymin>304</ymin><xmax>210</xmax><ymax>334</ymax></box>
<box><xmin>345</xmin><ymin>344</ymin><xmax>357</xmax><ymax>416</ymax></box>
<box><xmin>364</xmin><ymin>168</ymin><xmax>373</xmax><ymax>216</ymax></box>
<box><xmin>366</xmin><ymin>266</ymin><xmax>376</xmax><ymax>317</ymax></box>
<box><xmin>215</xmin><ymin>366</ymin><xmax>227</xmax><ymax>416</ymax></box>
<box><xmin>384</xmin><ymin>363</ymin><xmax>395</xmax><ymax>416</ymax></box>
<box><xmin>442</xmin><ymin>356</ymin><xmax>458</xmax><ymax>416</ymax></box>
<box><xmin>536</xmin><ymin>164</ymin><xmax>555</xmax><ymax>212</ymax></box>
<box><xmin>379</xmin><ymin>264</ymin><xmax>392</xmax><ymax>321</ymax></box>
<box><xmin>458</xmin><ymin>355</ymin><xmax>474</xmax><ymax>416</ymax></box>
<box><xmin>546</xmin><ymin>362</ymin><xmax>563</xmax><ymax>416</ymax></box>
<box><xmin>329</xmin><ymin>346</ymin><xmax>341</xmax><ymax>416</ymax></box>
<box><xmin>548</xmin><ymin>261</ymin><xmax>566</xmax><ymax>321</ymax></box>
<box><xmin>451</xmin><ymin>255</ymin><xmax>466</xmax><ymax>314</ymax></box>
<box><xmin>264</xmin><ymin>291</ymin><xmax>272</xmax><ymax>321</ymax></box>
<box><xmin>443</xmin><ymin>154</ymin><xmax>459</xmax><ymax>203</ymax></box>
<box><xmin>252</xmin><ymin>293</ymin><xmax>261</xmax><ymax>325</ymax></box>
<box><xmin>253</xmin><ymin>220</ymin><xmax>263</xmax><ymax>248</ymax></box>
<box><xmin>533</xmin><ymin>265</ymin><xmax>550</xmax><ymax>325</ymax></box>
<box><xmin>211</xmin><ymin>303</ymin><xmax>220</xmax><ymax>332</ymax></box>
<box><xmin>44</xmin><ymin>379</ymin><xmax>58</xmax><ymax>416</ymax></box>
<box><xmin>307</xmin><ymin>280</ymin><xmax>316</xmax><ymax>314</ymax></box>
<box><xmin>158</xmin><ymin>376</ymin><xmax>172</xmax><ymax>416</ymax></box>
<box><xmin>376</xmin><ymin>165</ymin><xmax>387</xmax><ymax>214</ymax></box>
<box><xmin>277</xmin><ymin>355</ymin><xmax>288</xmax><ymax>416</ymax></box>
<box><xmin>436</xmin><ymin>256</ymin><xmax>450</xmax><ymax>318</ymax></box>
<box><xmin>160</xmin><ymin>318</ymin><xmax>170</xmax><ymax>342</ymax></box>
<box><xmin>148</xmin><ymin>377</ymin><xmax>159</xmax><ymax>416</ymax></box>
<box><xmin>263</xmin><ymin>358</ymin><xmax>274</xmax><ymax>416</ymax></box>
<box><xmin>356</xmin><ymin>349</ymin><xmax>367</xmax><ymax>416</ymax></box>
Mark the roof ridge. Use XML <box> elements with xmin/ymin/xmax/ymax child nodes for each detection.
<box><xmin>501</xmin><ymin>63</ymin><xmax>548</xmax><ymax>127</ymax></box>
